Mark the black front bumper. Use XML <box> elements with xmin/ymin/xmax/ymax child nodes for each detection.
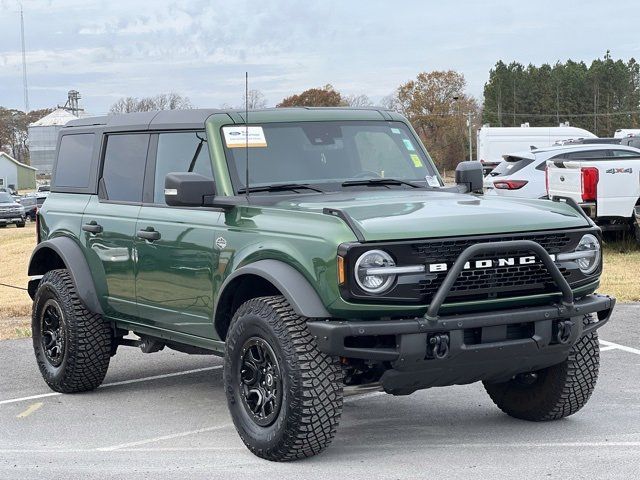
<box><xmin>308</xmin><ymin>294</ymin><xmax>614</xmax><ymax>394</ymax></box>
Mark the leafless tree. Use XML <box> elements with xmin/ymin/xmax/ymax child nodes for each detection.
<box><xmin>344</xmin><ymin>94</ymin><xmax>373</xmax><ymax>107</ymax></box>
<box><xmin>242</xmin><ymin>89</ymin><xmax>267</xmax><ymax>109</ymax></box>
<box><xmin>109</xmin><ymin>93</ymin><xmax>193</xmax><ymax>114</ymax></box>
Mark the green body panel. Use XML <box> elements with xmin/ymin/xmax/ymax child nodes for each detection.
<box><xmin>36</xmin><ymin>108</ymin><xmax>602</xmax><ymax>348</ymax></box>
<box><xmin>81</xmin><ymin>196</ymin><xmax>140</xmax><ymax>318</ymax></box>
<box><xmin>275</xmin><ymin>191</ymin><xmax>587</xmax><ymax>241</ymax></box>
<box><xmin>38</xmin><ymin>192</ymin><xmax>89</xmax><ymax>241</ymax></box>
<box><xmin>134</xmin><ymin>206</ymin><xmax>222</xmax><ymax>338</ymax></box>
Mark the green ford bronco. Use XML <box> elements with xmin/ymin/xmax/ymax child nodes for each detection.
<box><xmin>28</xmin><ymin>107</ymin><xmax>615</xmax><ymax>461</ymax></box>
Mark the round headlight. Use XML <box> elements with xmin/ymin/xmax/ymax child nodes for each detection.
<box><xmin>575</xmin><ymin>234</ymin><xmax>601</xmax><ymax>275</ymax></box>
<box><xmin>354</xmin><ymin>249</ymin><xmax>396</xmax><ymax>294</ymax></box>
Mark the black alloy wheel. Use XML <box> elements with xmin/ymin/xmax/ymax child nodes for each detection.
<box><xmin>238</xmin><ymin>337</ymin><xmax>283</xmax><ymax>427</ymax></box>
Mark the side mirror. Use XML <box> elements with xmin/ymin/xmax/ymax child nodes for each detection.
<box><xmin>164</xmin><ymin>172</ymin><xmax>216</xmax><ymax>207</ymax></box>
<box><xmin>455</xmin><ymin>161</ymin><xmax>484</xmax><ymax>193</ymax></box>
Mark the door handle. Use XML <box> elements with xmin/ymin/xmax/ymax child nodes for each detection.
<box><xmin>137</xmin><ymin>228</ymin><xmax>161</xmax><ymax>241</ymax></box>
<box><xmin>82</xmin><ymin>222</ymin><xmax>103</xmax><ymax>234</ymax></box>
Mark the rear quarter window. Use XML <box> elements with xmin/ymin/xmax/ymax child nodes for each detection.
<box><xmin>53</xmin><ymin>134</ymin><xmax>96</xmax><ymax>189</ymax></box>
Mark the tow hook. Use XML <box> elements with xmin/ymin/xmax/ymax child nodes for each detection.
<box><xmin>428</xmin><ymin>333</ymin><xmax>450</xmax><ymax>360</ymax></box>
<box><xmin>555</xmin><ymin>320</ymin><xmax>574</xmax><ymax>344</ymax></box>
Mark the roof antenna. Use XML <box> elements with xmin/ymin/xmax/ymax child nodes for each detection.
<box><xmin>245</xmin><ymin>71</ymin><xmax>250</xmax><ymax>201</ymax></box>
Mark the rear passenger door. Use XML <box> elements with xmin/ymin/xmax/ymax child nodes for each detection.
<box><xmin>134</xmin><ymin>131</ymin><xmax>222</xmax><ymax>338</ymax></box>
<box><xmin>81</xmin><ymin>133</ymin><xmax>149</xmax><ymax>319</ymax></box>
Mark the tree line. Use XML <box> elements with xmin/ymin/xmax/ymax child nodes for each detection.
<box><xmin>483</xmin><ymin>51</ymin><xmax>640</xmax><ymax>137</ymax></box>
<box><xmin>2</xmin><ymin>52</ymin><xmax>639</xmax><ymax>169</ymax></box>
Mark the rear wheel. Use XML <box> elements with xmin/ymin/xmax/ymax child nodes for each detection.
<box><xmin>224</xmin><ymin>296</ymin><xmax>343</xmax><ymax>461</ymax></box>
<box><xmin>32</xmin><ymin>269</ymin><xmax>113</xmax><ymax>393</ymax></box>
<box><xmin>483</xmin><ymin>315</ymin><xmax>599</xmax><ymax>421</ymax></box>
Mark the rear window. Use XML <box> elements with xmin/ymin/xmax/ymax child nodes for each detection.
<box><xmin>54</xmin><ymin>134</ymin><xmax>95</xmax><ymax>188</ymax></box>
<box><xmin>489</xmin><ymin>156</ymin><xmax>534</xmax><ymax>177</ymax></box>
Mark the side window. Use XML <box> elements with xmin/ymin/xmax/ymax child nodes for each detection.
<box><xmin>101</xmin><ymin>134</ymin><xmax>149</xmax><ymax>202</ymax></box>
<box><xmin>564</xmin><ymin>150</ymin><xmax>609</xmax><ymax>160</ymax></box>
<box><xmin>153</xmin><ymin>132</ymin><xmax>213</xmax><ymax>204</ymax></box>
<box><xmin>54</xmin><ymin>134</ymin><xmax>95</xmax><ymax>189</ymax></box>
<box><xmin>611</xmin><ymin>149</ymin><xmax>640</xmax><ymax>157</ymax></box>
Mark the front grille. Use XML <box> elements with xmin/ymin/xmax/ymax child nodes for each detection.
<box><xmin>409</xmin><ymin>233</ymin><xmax>572</xmax><ymax>302</ymax></box>
<box><xmin>416</xmin><ymin>253</ymin><xmax>570</xmax><ymax>302</ymax></box>
<box><xmin>343</xmin><ymin>229</ymin><xmax>597</xmax><ymax>304</ymax></box>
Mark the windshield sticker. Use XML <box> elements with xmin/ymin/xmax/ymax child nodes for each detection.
<box><xmin>426</xmin><ymin>175</ymin><xmax>440</xmax><ymax>187</ymax></box>
<box><xmin>223</xmin><ymin>126</ymin><xmax>267</xmax><ymax>148</ymax></box>
<box><xmin>391</xmin><ymin>128</ymin><xmax>401</xmax><ymax>134</ymax></box>
<box><xmin>410</xmin><ymin>154</ymin><xmax>423</xmax><ymax>167</ymax></box>
<box><xmin>403</xmin><ymin>139</ymin><xmax>416</xmax><ymax>151</ymax></box>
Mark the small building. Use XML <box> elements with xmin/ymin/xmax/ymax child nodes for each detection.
<box><xmin>0</xmin><ymin>151</ymin><xmax>37</xmax><ymax>191</ymax></box>
<box><xmin>28</xmin><ymin>108</ymin><xmax>78</xmax><ymax>174</ymax></box>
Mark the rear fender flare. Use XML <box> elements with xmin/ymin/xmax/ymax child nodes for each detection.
<box><xmin>28</xmin><ymin>236</ymin><xmax>104</xmax><ymax>315</ymax></box>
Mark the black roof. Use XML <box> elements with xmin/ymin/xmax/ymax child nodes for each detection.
<box><xmin>64</xmin><ymin>106</ymin><xmax>396</xmax><ymax>131</ymax></box>
<box><xmin>65</xmin><ymin>109</ymin><xmax>224</xmax><ymax>130</ymax></box>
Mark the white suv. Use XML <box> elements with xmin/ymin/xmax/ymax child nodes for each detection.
<box><xmin>484</xmin><ymin>144</ymin><xmax>640</xmax><ymax>198</ymax></box>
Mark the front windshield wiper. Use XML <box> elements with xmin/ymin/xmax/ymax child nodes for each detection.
<box><xmin>341</xmin><ymin>178</ymin><xmax>422</xmax><ymax>188</ymax></box>
<box><xmin>237</xmin><ymin>183</ymin><xmax>325</xmax><ymax>194</ymax></box>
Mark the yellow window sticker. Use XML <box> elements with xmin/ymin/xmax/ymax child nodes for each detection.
<box><xmin>223</xmin><ymin>126</ymin><xmax>267</xmax><ymax>148</ymax></box>
<box><xmin>410</xmin><ymin>154</ymin><xmax>423</xmax><ymax>167</ymax></box>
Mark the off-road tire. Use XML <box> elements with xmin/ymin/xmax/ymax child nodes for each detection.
<box><xmin>32</xmin><ymin>269</ymin><xmax>112</xmax><ymax>393</ymax></box>
<box><xmin>16</xmin><ymin>221</ymin><xmax>25</xmax><ymax>228</ymax></box>
<box><xmin>483</xmin><ymin>315</ymin><xmax>599</xmax><ymax>421</ymax></box>
<box><xmin>224</xmin><ymin>295</ymin><xmax>343</xmax><ymax>461</ymax></box>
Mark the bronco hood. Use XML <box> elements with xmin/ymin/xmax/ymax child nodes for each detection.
<box><xmin>274</xmin><ymin>190</ymin><xmax>589</xmax><ymax>241</ymax></box>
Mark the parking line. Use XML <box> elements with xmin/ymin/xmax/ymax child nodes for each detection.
<box><xmin>97</xmin><ymin>424</ymin><xmax>232</xmax><ymax>451</ymax></box>
<box><xmin>599</xmin><ymin>345</ymin><xmax>616</xmax><ymax>352</ymax></box>
<box><xmin>0</xmin><ymin>365</ymin><xmax>222</xmax><ymax>406</ymax></box>
<box><xmin>16</xmin><ymin>402</ymin><xmax>43</xmax><ymax>418</ymax></box>
<box><xmin>600</xmin><ymin>339</ymin><xmax>640</xmax><ymax>356</ymax></box>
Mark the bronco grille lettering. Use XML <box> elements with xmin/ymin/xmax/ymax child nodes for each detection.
<box><xmin>427</xmin><ymin>254</ymin><xmax>556</xmax><ymax>273</ymax></box>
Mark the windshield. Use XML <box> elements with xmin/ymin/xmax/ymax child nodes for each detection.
<box><xmin>222</xmin><ymin>121</ymin><xmax>439</xmax><ymax>192</ymax></box>
<box><xmin>0</xmin><ymin>192</ymin><xmax>13</xmax><ymax>203</ymax></box>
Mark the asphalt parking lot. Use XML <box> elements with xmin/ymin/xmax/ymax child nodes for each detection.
<box><xmin>1</xmin><ymin>304</ymin><xmax>639</xmax><ymax>479</ymax></box>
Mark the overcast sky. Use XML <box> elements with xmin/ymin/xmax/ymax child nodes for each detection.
<box><xmin>1</xmin><ymin>0</ymin><xmax>639</xmax><ymax>114</ymax></box>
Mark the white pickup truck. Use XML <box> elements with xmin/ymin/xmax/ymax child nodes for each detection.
<box><xmin>546</xmin><ymin>154</ymin><xmax>640</xmax><ymax>241</ymax></box>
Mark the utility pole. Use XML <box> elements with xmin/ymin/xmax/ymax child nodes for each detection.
<box><xmin>20</xmin><ymin>4</ymin><xmax>29</xmax><ymax>112</ymax></box>
<box><xmin>467</xmin><ymin>112</ymin><xmax>473</xmax><ymax>161</ymax></box>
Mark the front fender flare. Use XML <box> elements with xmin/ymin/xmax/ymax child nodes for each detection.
<box><xmin>28</xmin><ymin>236</ymin><xmax>104</xmax><ymax>315</ymax></box>
<box><xmin>215</xmin><ymin>259</ymin><xmax>331</xmax><ymax>319</ymax></box>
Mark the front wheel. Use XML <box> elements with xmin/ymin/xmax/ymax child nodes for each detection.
<box><xmin>224</xmin><ymin>296</ymin><xmax>343</xmax><ymax>461</ymax></box>
<box><xmin>483</xmin><ymin>315</ymin><xmax>599</xmax><ymax>421</ymax></box>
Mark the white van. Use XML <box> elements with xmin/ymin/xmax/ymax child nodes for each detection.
<box><xmin>613</xmin><ymin>128</ymin><xmax>640</xmax><ymax>139</ymax></box>
<box><xmin>476</xmin><ymin>124</ymin><xmax>596</xmax><ymax>173</ymax></box>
